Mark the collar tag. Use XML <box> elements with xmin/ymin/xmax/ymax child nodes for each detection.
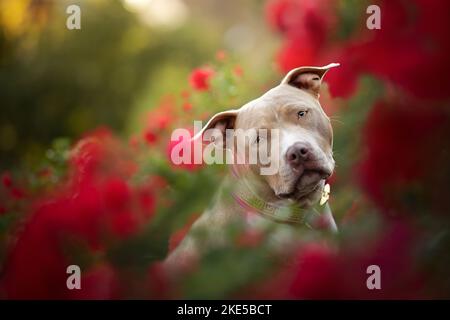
<box><xmin>320</xmin><ymin>183</ymin><xmax>330</xmax><ymax>206</ymax></box>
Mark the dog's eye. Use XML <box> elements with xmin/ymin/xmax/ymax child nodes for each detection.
<box><xmin>297</xmin><ymin>110</ymin><xmax>307</xmax><ymax>118</ymax></box>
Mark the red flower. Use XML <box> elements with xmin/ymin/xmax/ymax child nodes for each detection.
<box><xmin>1</xmin><ymin>202</ymin><xmax>72</xmax><ymax>299</ymax></box>
<box><xmin>269</xmin><ymin>0</ymin><xmax>450</xmax><ymax>100</ymax></box>
<box><xmin>103</xmin><ymin>178</ymin><xmax>131</xmax><ymax>212</ymax></box>
<box><xmin>1</xmin><ymin>171</ymin><xmax>13</xmax><ymax>188</ymax></box>
<box><xmin>215</xmin><ymin>50</ymin><xmax>227</xmax><ymax>61</ymax></box>
<box><xmin>1</xmin><ymin>185</ymin><xmax>144</xmax><ymax>298</ymax></box>
<box><xmin>323</xmin><ymin>46</ymin><xmax>362</xmax><ymax>98</ymax></box>
<box><xmin>137</xmin><ymin>186</ymin><xmax>156</xmax><ymax>217</ymax></box>
<box><xmin>288</xmin><ymin>243</ymin><xmax>341</xmax><ymax>299</ymax></box>
<box><xmin>70</xmin><ymin>136</ymin><xmax>107</xmax><ymax>181</ymax></box>
<box><xmin>68</xmin><ymin>263</ymin><xmax>120</xmax><ymax>299</ymax></box>
<box><xmin>189</xmin><ymin>67</ymin><xmax>214</xmax><ymax>91</ymax></box>
<box><xmin>143</xmin><ymin>129</ymin><xmax>158</xmax><ymax>145</ymax></box>
<box><xmin>277</xmin><ymin>39</ymin><xmax>316</xmax><ymax>73</ymax></box>
<box><xmin>358</xmin><ymin>100</ymin><xmax>450</xmax><ymax>215</ymax></box>
<box><xmin>265</xmin><ymin>0</ymin><xmax>293</xmax><ymax>33</ymax></box>
<box><xmin>0</xmin><ymin>130</ymin><xmax>158</xmax><ymax>298</ymax></box>
<box><xmin>110</xmin><ymin>211</ymin><xmax>138</xmax><ymax>238</ymax></box>
<box><xmin>249</xmin><ymin>221</ymin><xmax>426</xmax><ymax>299</ymax></box>
<box><xmin>128</xmin><ymin>135</ymin><xmax>140</xmax><ymax>149</ymax></box>
<box><xmin>147</xmin><ymin>262</ymin><xmax>170</xmax><ymax>299</ymax></box>
<box><xmin>233</xmin><ymin>65</ymin><xmax>244</xmax><ymax>77</ymax></box>
<box><xmin>351</xmin><ymin>0</ymin><xmax>450</xmax><ymax>99</ymax></box>
<box><xmin>235</xmin><ymin>229</ymin><xmax>264</xmax><ymax>248</ymax></box>
<box><xmin>70</xmin><ymin>129</ymin><xmax>137</xmax><ymax>185</ymax></box>
<box><xmin>268</xmin><ymin>0</ymin><xmax>338</xmax><ymax>72</ymax></box>
<box><xmin>156</xmin><ymin>114</ymin><xmax>171</xmax><ymax>131</ymax></box>
<box><xmin>142</xmin><ymin>96</ymin><xmax>176</xmax><ymax>144</ymax></box>
<box><xmin>10</xmin><ymin>187</ymin><xmax>25</xmax><ymax>199</ymax></box>
<box><xmin>182</xmin><ymin>102</ymin><xmax>193</xmax><ymax>112</ymax></box>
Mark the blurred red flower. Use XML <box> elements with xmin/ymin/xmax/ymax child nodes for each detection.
<box><xmin>266</xmin><ymin>0</ymin><xmax>337</xmax><ymax>43</ymax></box>
<box><xmin>0</xmin><ymin>130</ymin><xmax>156</xmax><ymax>298</ymax></box>
<box><xmin>358</xmin><ymin>100</ymin><xmax>450</xmax><ymax>215</ymax></box>
<box><xmin>1</xmin><ymin>171</ymin><xmax>12</xmax><ymax>188</ymax></box>
<box><xmin>1</xmin><ymin>201</ymin><xmax>74</xmax><ymax>299</ymax></box>
<box><xmin>265</xmin><ymin>0</ymin><xmax>292</xmax><ymax>33</ymax></box>
<box><xmin>233</xmin><ymin>65</ymin><xmax>244</xmax><ymax>77</ymax></box>
<box><xmin>143</xmin><ymin>129</ymin><xmax>158</xmax><ymax>145</ymax></box>
<box><xmin>69</xmin><ymin>263</ymin><xmax>120</xmax><ymax>299</ymax></box>
<box><xmin>267</xmin><ymin>0</ymin><xmax>338</xmax><ymax>72</ymax></box>
<box><xmin>137</xmin><ymin>185</ymin><xmax>157</xmax><ymax>217</ymax></box>
<box><xmin>356</xmin><ymin>0</ymin><xmax>450</xmax><ymax>100</ymax></box>
<box><xmin>215</xmin><ymin>50</ymin><xmax>227</xmax><ymax>61</ymax></box>
<box><xmin>235</xmin><ymin>229</ymin><xmax>264</xmax><ymax>248</ymax></box>
<box><xmin>276</xmin><ymin>39</ymin><xmax>316</xmax><ymax>72</ymax></box>
<box><xmin>141</xmin><ymin>96</ymin><xmax>177</xmax><ymax>147</ymax></box>
<box><xmin>182</xmin><ymin>102</ymin><xmax>193</xmax><ymax>112</ymax></box>
<box><xmin>268</xmin><ymin>0</ymin><xmax>450</xmax><ymax>100</ymax></box>
<box><xmin>321</xmin><ymin>46</ymin><xmax>362</xmax><ymax>98</ymax></box>
<box><xmin>248</xmin><ymin>221</ymin><xmax>426</xmax><ymax>299</ymax></box>
<box><xmin>189</xmin><ymin>67</ymin><xmax>214</xmax><ymax>91</ymax></box>
<box><xmin>10</xmin><ymin>187</ymin><xmax>25</xmax><ymax>199</ymax></box>
<box><xmin>288</xmin><ymin>243</ymin><xmax>341</xmax><ymax>299</ymax></box>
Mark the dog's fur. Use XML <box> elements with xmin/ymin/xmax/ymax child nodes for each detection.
<box><xmin>165</xmin><ymin>64</ymin><xmax>339</xmax><ymax>271</ymax></box>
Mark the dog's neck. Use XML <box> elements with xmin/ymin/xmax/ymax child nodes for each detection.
<box><xmin>222</xmin><ymin>164</ymin><xmax>326</xmax><ymax>226</ymax></box>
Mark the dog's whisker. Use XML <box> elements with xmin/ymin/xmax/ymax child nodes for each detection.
<box><xmin>330</xmin><ymin>118</ymin><xmax>344</xmax><ymax>125</ymax></box>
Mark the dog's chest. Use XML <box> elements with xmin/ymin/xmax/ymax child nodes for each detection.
<box><xmin>242</xmin><ymin>211</ymin><xmax>302</xmax><ymax>248</ymax></box>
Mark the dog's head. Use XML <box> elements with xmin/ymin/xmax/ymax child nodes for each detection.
<box><xmin>199</xmin><ymin>64</ymin><xmax>338</xmax><ymax>207</ymax></box>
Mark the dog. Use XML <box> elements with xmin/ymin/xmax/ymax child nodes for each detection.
<box><xmin>165</xmin><ymin>63</ymin><xmax>339</xmax><ymax>272</ymax></box>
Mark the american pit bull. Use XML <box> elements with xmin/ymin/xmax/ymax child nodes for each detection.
<box><xmin>166</xmin><ymin>63</ymin><xmax>339</xmax><ymax>271</ymax></box>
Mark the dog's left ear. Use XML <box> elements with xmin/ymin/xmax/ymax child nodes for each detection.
<box><xmin>281</xmin><ymin>63</ymin><xmax>340</xmax><ymax>98</ymax></box>
<box><xmin>194</xmin><ymin>109</ymin><xmax>239</xmax><ymax>148</ymax></box>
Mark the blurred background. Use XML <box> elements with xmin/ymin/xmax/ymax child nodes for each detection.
<box><xmin>1</xmin><ymin>0</ymin><xmax>450</xmax><ymax>299</ymax></box>
<box><xmin>0</xmin><ymin>0</ymin><xmax>276</xmax><ymax>169</ymax></box>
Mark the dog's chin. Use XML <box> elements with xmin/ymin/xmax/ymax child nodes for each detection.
<box><xmin>293</xmin><ymin>181</ymin><xmax>324</xmax><ymax>208</ymax></box>
<box><xmin>275</xmin><ymin>170</ymin><xmax>326</xmax><ymax>207</ymax></box>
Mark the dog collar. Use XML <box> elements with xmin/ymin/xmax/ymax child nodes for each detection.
<box><xmin>231</xmin><ymin>178</ymin><xmax>331</xmax><ymax>226</ymax></box>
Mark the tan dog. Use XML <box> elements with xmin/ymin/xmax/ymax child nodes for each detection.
<box><xmin>166</xmin><ymin>64</ymin><xmax>339</xmax><ymax>271</ymax></box>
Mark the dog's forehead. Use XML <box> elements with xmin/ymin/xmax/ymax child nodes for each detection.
<box><xmin>236</xmin><ymin>84</ymin><xmax>327</xmax><ymax>128</ymax></box>
<box><xmin>263</xmin><ymin>84</ymin><xmax>324</xmax><ymax>110</ymax></box>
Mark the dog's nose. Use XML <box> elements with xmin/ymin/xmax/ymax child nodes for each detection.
<box><xmin>286</xmin><ymin>142</ymin><xmax>311</xmax><ymax>167</ymax></box>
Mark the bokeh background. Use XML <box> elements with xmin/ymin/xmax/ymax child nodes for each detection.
<box><xmin>0</xmin><ymin>0</ymin><xmax>450</xmax><ymax>299</ymax></box>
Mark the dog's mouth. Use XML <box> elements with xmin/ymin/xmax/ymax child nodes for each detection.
<box><xmin>276</xmin><ymin>168</ymin><xmax>330</xmax><ymax>200</ymax></box>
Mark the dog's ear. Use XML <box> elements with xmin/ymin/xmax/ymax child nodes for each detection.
<box><xmin>281</xmin><ymin>63</ymin><xmax>340</xmax><ymax>98</ymax></box>
<box><xmin>194</xmin><ymin>109</ymin><xmax>239</xmax><ymax>148</ymax></box>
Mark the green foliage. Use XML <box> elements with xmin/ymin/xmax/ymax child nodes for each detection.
<box><xmin>0</xmin><ymin>0</ymin><xmax>214</xmax><ymax>169</ymax></box>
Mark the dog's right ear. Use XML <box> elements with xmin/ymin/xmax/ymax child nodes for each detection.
<box><xmin>281</xmin><ymin>63</ymin><xmax>339</xmax><ymax>98</ymax></box>
<box><xmin>194</xmin><ymin>109</ymin><xmax>239</xmax><ymax>148</ymax></box>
